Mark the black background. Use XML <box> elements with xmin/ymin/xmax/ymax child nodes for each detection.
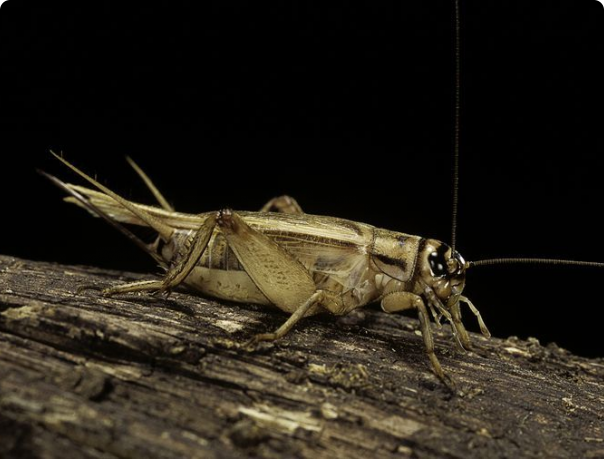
<box><xmin>1</xmin><ymin>1</ymin><xmax>603</xmax><ymax>357</ymax></box>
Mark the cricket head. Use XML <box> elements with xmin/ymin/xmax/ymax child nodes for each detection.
<box><xmin>370</xmin><ymin>230</ymin><xmax>468</xmax><ymax>311</ymax></box>
<box><xmin>373</xmin><ymin>231</ymin><xmax>490</xmax><ymax>350</ymax></box>
<box><xmin>418</xmin><ymin>239</ymin><xmax>491</xmax><ymax>347</ymax></box>
<box><xmin>418</xmin><ymin>239</ymin><xmax>467</xmax><ymax>308</ymax></box>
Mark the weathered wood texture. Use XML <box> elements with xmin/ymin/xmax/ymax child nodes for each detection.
<box><xmin>0</xmin><ymin>254</ymin><xmax>603</xmax><ymax>458</ymax></box>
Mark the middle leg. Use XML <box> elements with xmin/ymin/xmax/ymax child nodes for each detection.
<box><xmin>216</xmin><ymin>209</ymin><xmax>326</xmax><ymax>341</ymax></box>
<box><xmin>260</xmin><ymin>195</ymin><xmax>304</xmax><ymax>214</ymax></box>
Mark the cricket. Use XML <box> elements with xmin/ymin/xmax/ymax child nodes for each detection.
<box><xmin>45</xmin><ymin>151</ymin><xmax>488</xmax><ymax>383</ymax></box>
<box><xmin>42</xmin><ymin>1</ymin><xmax>604</xmax><ymax>384</ymax></box>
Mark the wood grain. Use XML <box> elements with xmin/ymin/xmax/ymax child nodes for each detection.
<box><xmin>1</xmin><ymin>255</ymin><xmax>603</xmax><ymax>458</ymax></box>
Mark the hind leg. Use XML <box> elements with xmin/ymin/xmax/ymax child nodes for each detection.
<box><xmin>102</xmin><ymin>214</ymin><xmax>217</xmax><ymax>296</ymax></box>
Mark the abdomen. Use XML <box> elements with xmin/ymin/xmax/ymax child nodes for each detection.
<box><xmin>181</xmin><ymin>213</ymin><xmax>378</xmax><ymax>311</ymax></box>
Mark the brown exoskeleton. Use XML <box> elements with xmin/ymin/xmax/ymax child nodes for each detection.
<box><xmin>45</xmin><ymin>152</ymin><xmax>491</xmax><ymax>382</ymax></box>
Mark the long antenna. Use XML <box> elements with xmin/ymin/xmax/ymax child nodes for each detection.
<box><xmin>469</xmin><ymin>258</ymin><xmax>604</xmax><ymax>269</ymax></box>
<box><xmin>451</xmin><ymin>0</ymin><xmax>461</xmax><ymax>251</ymax></box>
<box><xmin>456</xmin><ymin>1</ymin><xmax>604</xmax><ymax>273</ymax></box>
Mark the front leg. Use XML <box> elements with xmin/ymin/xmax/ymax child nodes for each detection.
<box><xmin>382</xmin><ymin>291</ymin><xmax>447</xmax><ymax>382</ymax></box>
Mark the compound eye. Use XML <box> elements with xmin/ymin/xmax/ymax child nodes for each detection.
<box><xmin>428</xmin><ymin>251</ymin><xmax>447</xmax><ymax>277</ymax></box>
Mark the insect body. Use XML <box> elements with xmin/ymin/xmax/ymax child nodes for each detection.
<box><xmin>46</xmin><ymin>153</ymin><xmax>490</xmax><ymax>381</ymax></box>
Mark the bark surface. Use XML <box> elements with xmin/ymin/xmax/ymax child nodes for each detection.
<box><xmin>1</xmin><ymin>255</ymin><xmax>603</xmax><ymax>458</ymax></box>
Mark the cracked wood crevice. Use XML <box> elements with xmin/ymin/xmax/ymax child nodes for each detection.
<box><xmin>1</xmin><ymin>255</ymin><xmax>603</xmax><ymax>459</ymax></box>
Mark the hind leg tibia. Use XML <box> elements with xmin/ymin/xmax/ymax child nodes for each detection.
<box><xmin>101</xmin><ymin>214</ymin><xmax>217</xmax><ymax>296</ymax></box>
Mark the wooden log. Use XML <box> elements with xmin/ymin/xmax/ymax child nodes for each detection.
<box><xmin>1</xmin><ymin>254</ymin><xmax>603</xmax><ymax>458</ymax></box>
